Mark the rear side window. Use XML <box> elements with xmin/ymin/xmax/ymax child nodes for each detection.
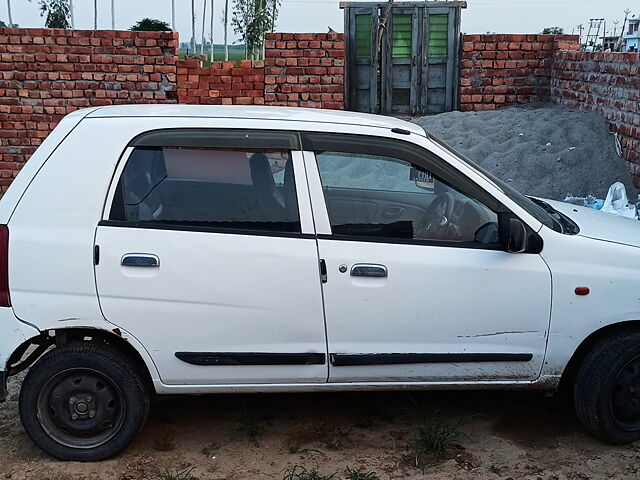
<box><xmin>110</xmin><ymin>142</ymin><xmax>300</xmax><ymax>233</ymax></box>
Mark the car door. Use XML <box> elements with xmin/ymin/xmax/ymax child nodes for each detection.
<box><xmin>94</xmin><ymin>129</ymin><xmax>328</xmax><ymax>386</ymax></box>
<box><xmin>301</xmin><ymin>132</ymin><xmax>552</xmax><ymax>384</ymax></box>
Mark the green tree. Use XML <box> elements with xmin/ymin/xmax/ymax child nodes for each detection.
<box><xmin>0</xmin><ymin>20</ymin><xmax>6</xmax><ymax>28</ymax></box>
<box><xmin>542</xmin><ymin>26</ymin><xmax>564</xmax><ymax>34</ymax></box>
<box><xmin>232</xmin><ymin>0</ymin><xmax>281</xmax><ymax>59</ymax></box>
<box><xmin>129</xmin><ymin>18</ymin><xmax>171</xmax><ymax>31</ymax></box>
<box><xmin>31</xmin><ymin>0</ymin><xmax>71</xmax><ymax>28</ymax></box>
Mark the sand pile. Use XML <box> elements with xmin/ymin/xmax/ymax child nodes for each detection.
<box><xmin>413</xmin><ymin>104</ymin><xmax>635</xmax><ymax>201</ymax></box>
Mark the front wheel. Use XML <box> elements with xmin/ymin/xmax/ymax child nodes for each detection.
<box><xmin>574</xmin><ymin>330</ymin><xmax>640</xmax><ymax>444</ymax></box>
<box><xmin>19</xmin><ymin>343</ymin><xmax>149</xmax><ymax>461</ymax></box>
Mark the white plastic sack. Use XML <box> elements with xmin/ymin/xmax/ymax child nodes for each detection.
<box><xmin>600</xmin><ymin>182</ymin><xmax>636</xmax><ymax>218</ymax></box>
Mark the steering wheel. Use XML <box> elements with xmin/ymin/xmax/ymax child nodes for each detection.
<box><xmin>415</xmin><ymin>192</ymin><xmax>455</xmax><ymax>239</ymax></box>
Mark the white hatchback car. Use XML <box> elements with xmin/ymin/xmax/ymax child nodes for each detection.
<box><xmin>1</xmin><ymin>105</ymin><xmax>640</xmax><ymax>461</ymax></box>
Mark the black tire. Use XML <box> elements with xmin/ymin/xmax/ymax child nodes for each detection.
<box><xmin>574</xmin><ymin>330</ymin><xmax>640</xmax><ymax>444</ymax></box>
<box><xmin>19</xmin><ymin>343</ymin><xmax>149</xmax><ymax>461</ymax></box>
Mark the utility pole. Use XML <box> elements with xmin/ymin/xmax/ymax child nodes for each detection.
<box><xmin>272</xmin><ymin>0</ymin><xmax>278</xmax><ymax>32</ymax></box>
<box><xmin>584</xmin><ymin>18</ymin><xmax>604</xmax><ymax>50</ymax></box>
<box><xmin>577</xmin><ymin>24</ymin><xmax>584</xmax><ymax>44</ymax></box>
<box><xmin>621</xmin><ymin>9</ymin><xmax>631</xmax><ymax>37</ymax></box>
<box><xmin>613</xmin><ymin>19</ymin><xmax>619</xmax><ymax>37</ymax></box>
<box><xmin>94</xmin><ymin>0</ymin><xmax>98</xmax><ymax>30</ymax></box>
<box><xmin>224</xmin><ymin>0</ymin><xmax>229</xmax><ymax>61</ymax></box>
<box><xmin>210</xmin><ymin>0</ymin><xmax>215</xmax><ymax>61</ymax></box>
<box><xmin>6</xmin><ymin>0</ymin><xmax>13</xmax><ymax>27</ymax></box>
<box><xmin>171</xmin><ymin>0</ymin><xmax>176</xmax><ymax>31</ymax></box>
<box><xmin>70</xmin><ymin>0</ymin><xmax>75</xmax><ymax>29</ymax></box>
<box><xmin>111</xmin><ymin>0</ymin><xmax>115</xmax><ymax>30</ymax></box>
<box><xmin>191</xmin><ymin>0</ymin><xmax>196</xmax><ymax>53</ymax></box>
<box><xmin>201</xmin><ymin>0</ymin><xmax>207</xmax><ymax>54</ymax></box>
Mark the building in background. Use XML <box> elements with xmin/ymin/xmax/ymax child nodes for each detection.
<box><xmin>623</xmin><ymin>18</ymin><xmax>639</xmax><ymax>52</ymax></box>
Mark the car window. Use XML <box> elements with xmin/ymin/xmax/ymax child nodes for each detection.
<box><xmin>427</xmin><ymin>133</ymin><xmax>561</xmax><ymax>232</ymax></box>
<box><xmin>315</xmin><ymin>150</ymin><xmax>500</xmax><ymax>245</ymax></box>
<box><xmin>110</xmin><ymin>146</ymin><xmax>300</xmax><ymax>233</ymax></box>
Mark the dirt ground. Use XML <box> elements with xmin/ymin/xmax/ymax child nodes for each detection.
<box><xmin>2</xmin><ymin>375</ymin><xmax>640</xmax><ymax>480</ymax></box>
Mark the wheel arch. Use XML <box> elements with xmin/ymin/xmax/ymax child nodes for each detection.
<box><xmin>6</xmin><ymin>327</ymin><xmax>158</xmax><ymax>392</ymax></box>
<box><xmin>558</xmin><ymin>320</ymin><xmax>640</xmax><ymax>394</ymax></box>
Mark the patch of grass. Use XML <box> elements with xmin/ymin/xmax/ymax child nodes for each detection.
<box><xmin>283</xmin><ymin>437</ymin><xmax>321</xmax><ymax>455</ymax></box>
<box><xmin>345</xmin><ymin>467</ymin><xmax>380</xmax><ymax>480</ymax></box>
<box><xmin>179</xmin><ymin>46</ymin><xmax>247</xmax><ymax>66</ymax></box>
<box><xmin>153</xmin><ymin>468</ymin><xmax>199</xmax><ymax>480</ymax></box>
<box><xmin>410</xmin><ymin>408</ymin><xmax>469</xmax><ymax>469</ymax></box>
<box><xmin>237</xmin><ymin>403</ymin><xmax>271</xmax><ymax>446</ymax></box>
<box><xmin>489</xmin><ymin>463</ymin><xmax>504</xmax><ymax>475</ymax></box>
<box><xmin>281</xmin><ymin>465</ymin><xmax>339</xmax><ymax>480</ymax></box>
<box><xmin>314</xmin><ymin>423</ymin><xmax>353</xmax><ymax>450</ymax></box>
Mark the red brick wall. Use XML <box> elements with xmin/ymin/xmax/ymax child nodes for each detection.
<box><xmin>264</xmin><ymin>33</ymin><xmax>344</xmax><ymax>109</ymax></box>
<box><xmin>551</xmin><ymin>51</ymin><xmax>640</xmax><ymax>185</ymax></box>
<box><xmin>177</xmin><ymin>58</ymin><xmax>265</xmax><ymax>105</ymax></box>
<box><xmin>460</xmin><ymin>34</ymin><xmax>579</xmax><ymax>111</ymax></box>
<box><xmin>0</xmin><ymin>29</ymin><xmax>344</xmax><ymax>194</ymax></box>
<box><xmin>0</xmin><ymin>28</ymin><xmax>178</xmax><ymax>191</ymax></box>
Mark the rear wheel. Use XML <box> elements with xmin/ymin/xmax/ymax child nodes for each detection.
<box><xmin>574</xmin><ymin>330</ymin><xmax>640</xmax><ymax>444</ymax></box>
<box><xmin>19</xmin><ymin>343</ymin><xmax>149</xmax><ymax>461</ymax></box>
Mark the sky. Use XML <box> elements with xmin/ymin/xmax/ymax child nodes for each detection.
<box><xmin>1</xmin><ymin>0</ymin><xmax>637</xmax><ymax>44</ymax></box>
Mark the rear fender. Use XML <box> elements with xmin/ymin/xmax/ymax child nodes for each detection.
<box><xmin>0</xmin><ymin>308</ymin><xmax>39</xmax><ymax>401</ymax></box>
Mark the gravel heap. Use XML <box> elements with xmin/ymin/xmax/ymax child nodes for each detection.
<box><xmin>413</xmin><ymin>103</ymin><xmax>635</xmax><ymax>201</ymax></box>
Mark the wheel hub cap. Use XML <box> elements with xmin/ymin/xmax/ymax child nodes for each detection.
<box><xmin>36</xmin><ymin>368</ymin><xmax>126</xmax><ymax>449</ymax></box>
<box><xmin>612</xmin><ymin>358</ymin><xmax>640</xmax><ymax>431</ymax></box>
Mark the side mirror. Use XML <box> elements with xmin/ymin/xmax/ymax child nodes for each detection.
<box><xmin>508</xmin><ymin>218</ymin><xmax>527</xmax><ymax>253</ymax></box>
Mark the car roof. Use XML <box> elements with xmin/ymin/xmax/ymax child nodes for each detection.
<box><xmin>85</xmin><ymin>105</ymin><xmax>426</xmax><ymax>136</ymax></box>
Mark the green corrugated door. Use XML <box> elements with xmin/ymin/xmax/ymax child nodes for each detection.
<box><xmin>428</xmin><ymin>14</ymin><xmax>448</xmax><ymax>58</ymax></box>
<box><xmin>392</xmin><ymin>14</ymin><xmax>412</xmax><ymax>58</ymax></box>
<box><xmin>355</xmin><ymin>14</ymin><xmax>372</xmax><ymax>59</ymax></box>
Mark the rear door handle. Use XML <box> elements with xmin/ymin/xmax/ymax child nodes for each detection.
<box><xmin>121</xmin><ymin>254</ymin><xmax>160</xmax><ymax>268</ymax></box>
<box><xmin>350</xmin><ymin>264</ymin><xmax>388</xmax><ymax>278</ymax></box>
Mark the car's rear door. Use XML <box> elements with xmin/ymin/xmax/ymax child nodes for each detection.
<box><xmin>94</xmin><ymin>129</ymin><xmax>328</xmax><ymax>386</ymax></box>
<box><xmin>302</xmin><ymin>132</ymin><xmax>552</xmax><ymax>384</ymax></box>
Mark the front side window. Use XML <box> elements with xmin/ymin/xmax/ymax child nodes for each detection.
<box><xmin>110</xmin><ymin>146</ymin><xmax>300</xmax><ymax>233</ymax></box>
<box><xmin>314</xmin><ymin>144</ymin><xmax>500</xmax><ymax>246</ymax></box>
<box><xmin>427</xmin><ymin>133</ymin><xmax>562</xmax><ymax>232</ymax></box>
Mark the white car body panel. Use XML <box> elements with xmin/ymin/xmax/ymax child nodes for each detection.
<box><xmin>536</xmin><ymin>201</ymin><xmax>640</xmax><ymax>377</ymax></box>
<box><xmin>314</xmin><ymin>239</ymin><xmax>551</xmax><ymax>382</ymax></box>
<box><xmin>543</xmin><ymin>199</ymin><xmax>640</xmax><ymax>248</ymax></box>
<box><xmin>0</xmin><ymin>108</ymin><xmax>99</xmax><ymax>225</ymax></box>
<box><xmin>2</xmin><ymin>105</ymin><xmax>640</xmax><ymax>396</ymax></box>
<box><xmin>0</xmin><ymin>307</ymin><xmax>39</xmax><ymax>372</ymax></box>
<box><xmin>95</xmin><ymin>227</ymin><xmax>328</xmax><ymax>385</ymax></box>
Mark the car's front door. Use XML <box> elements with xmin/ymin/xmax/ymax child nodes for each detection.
<box><xmin>302</xmin><ymin>132</ymin><xmax>552</xmax><ymax>383</ymax></box>
<box><xmin>95</xmin><ymin>129</ymin><xmax>328</xmax><ymax>386</ymax></box>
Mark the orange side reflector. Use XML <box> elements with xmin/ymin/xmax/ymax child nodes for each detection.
<box><xmin>575</xmin><ymin>287</ymin><xmax>590</xmax><ymax>296</ymax></box>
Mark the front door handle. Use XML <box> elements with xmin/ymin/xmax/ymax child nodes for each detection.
<box><xmin>121</xmin><ymin>254</ymin><xmax>160</xmax><ymax>268</ymax></box>
<box><xmin>350</xmin><ymin>264</ymin><xmax>388</xmax><ymax>278</ymax></box>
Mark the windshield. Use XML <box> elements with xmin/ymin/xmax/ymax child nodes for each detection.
<box><xmin>427</xmin><ymin>133</ymin><xmax>562</xmax><ymax>233</ymax></box>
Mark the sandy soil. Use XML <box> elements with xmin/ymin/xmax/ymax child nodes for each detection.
<box><xmin>413</xmin><ymin>104</ymin><xmax>636</xmax><ymax>201</ymax></box>
<box><xmin>2</xmin><ymin>375</ymin><xmax>639</xmax><ymax>480</ymax></box>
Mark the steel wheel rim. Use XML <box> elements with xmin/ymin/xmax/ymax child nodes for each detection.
<box><xmin>36</xmin><ymin>367</ymin><xmax>126</xmax><ymax>449</ymax></box>
<box><xmin>611</xmin><ymin>355</ymin><xmax>640</xmax><ymax>432</ymax></box>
